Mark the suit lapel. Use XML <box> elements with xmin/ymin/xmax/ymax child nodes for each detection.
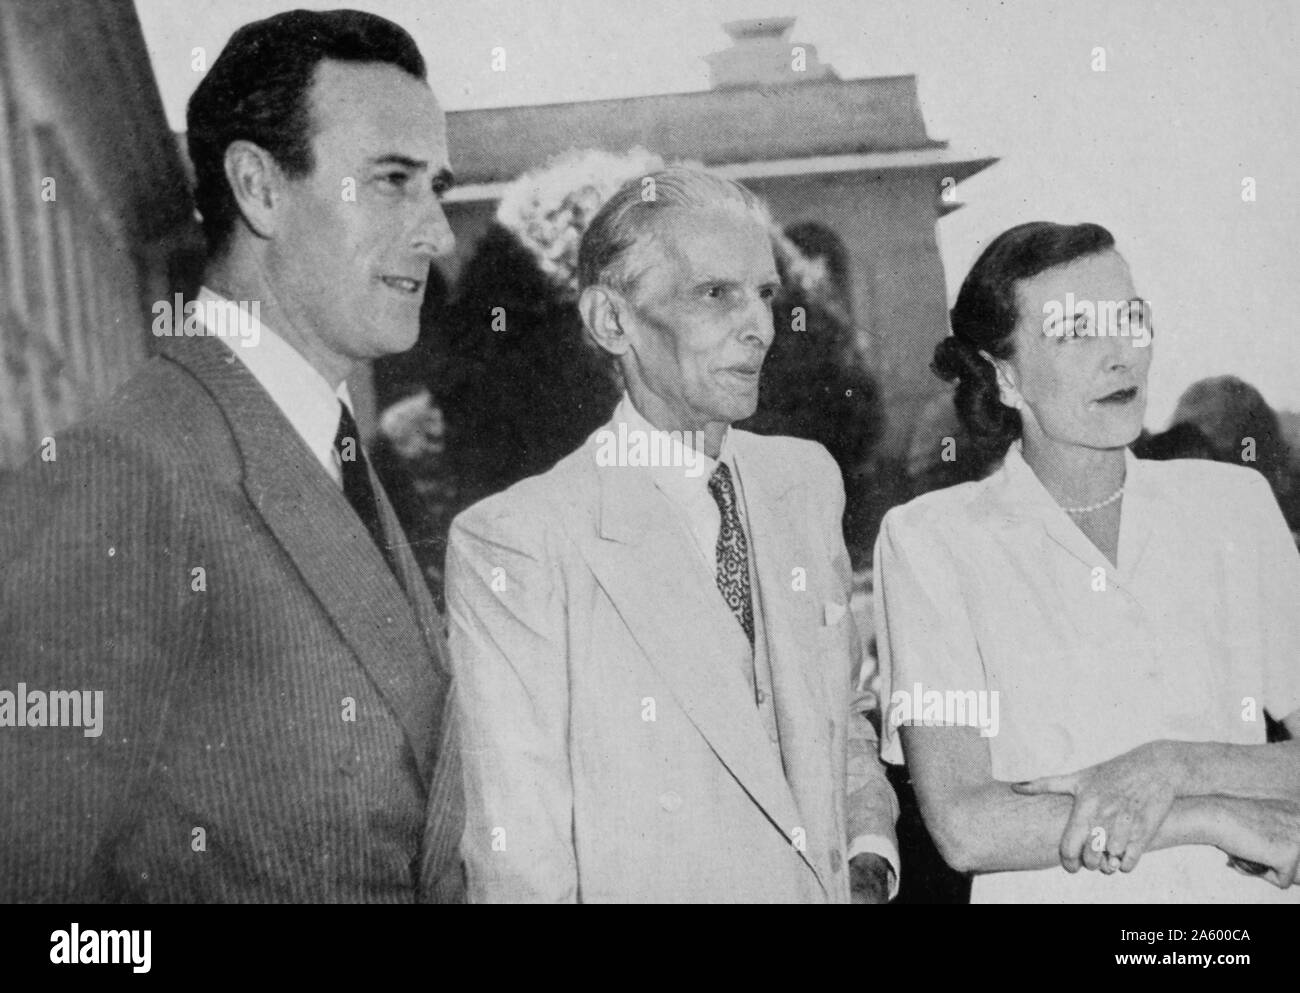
<box><xmin>373</xmin><ymin>464</ymin><xmax>452</xmax><ymax>676</ymax></box>
<box><xmin>163</xmin><ymin>337</ymin><xmax>445</xmax><ymax>785</ymax></box>
<box><xmin>580</xmin><ymin>432</ymin><xmax>823</xmax><ymax>890</ymax></box>
<box><xmin>734</xmin><ymin>441</ymin><xmax>834</xmax><ymax>889</ymax></box>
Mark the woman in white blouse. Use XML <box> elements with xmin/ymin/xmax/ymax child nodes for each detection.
<box><xmin>874</xmin><ymin>221</ymin><xmax>1300</xmax><ymax>903</ymax></box>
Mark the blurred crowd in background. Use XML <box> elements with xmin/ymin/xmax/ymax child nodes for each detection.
<box><xmin>370</xmin><ymin>148</ymin><xmax>1300</xmax><ymax>612</ymax></box>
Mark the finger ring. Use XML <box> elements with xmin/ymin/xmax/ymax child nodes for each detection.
<box><xmin>1088</xmin><ymin>826</ymin><xmax>1107</xmax><ymax>853</ymax></box>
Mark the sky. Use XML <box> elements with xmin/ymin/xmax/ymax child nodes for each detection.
<box><xmin>134</xmin><ymin>0</ymin><xmax>1300</xmax><ymax>426</ymax></box>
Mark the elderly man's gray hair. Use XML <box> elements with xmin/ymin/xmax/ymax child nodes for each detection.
<box><xmin>577</xmin><ymin>166</ymin><xmax>773</xmax><ymax>299</ymax></box>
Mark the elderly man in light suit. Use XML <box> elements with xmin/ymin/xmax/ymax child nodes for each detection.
<box><xmin>446</xmin><ymin>167</ymin><xmax>899</xmax><ymax>903</ymax></box>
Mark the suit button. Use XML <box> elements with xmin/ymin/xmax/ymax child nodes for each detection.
<box><xmin>659</xmin><ymin>790</ymin><xmax>683</xmax><ymax>812</ymax></box>
<box><xmin>829</xmin><ymin>849</ymin><xmax>843</xmax><ymax>873</ymax></box>
<box><xmin>756</xmin><ymin>688</ymin><xmax>767</xmax><ymax>704</ymax></box>
<box><xmin>336</xmin><ymin>750</ymin><xmax>363</xmax><ymax>777</ymax></box>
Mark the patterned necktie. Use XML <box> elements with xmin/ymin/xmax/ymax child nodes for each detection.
<box><xmin>333</xmin><ymin>402</ymin><xmax>400</xmax><ymax>582</ymax></box>
<box><xmin>708</xmin><ymin>461</ymin><xmax>755</xmax><ymax>648</ymax></box>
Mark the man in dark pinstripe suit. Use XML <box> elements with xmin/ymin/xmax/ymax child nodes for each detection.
<box><xmin>0</xmin><ymin>10</ymin><xmax>463</xmax><ymax>902</ymax></box>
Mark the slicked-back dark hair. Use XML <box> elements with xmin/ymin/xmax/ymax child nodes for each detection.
<box><xmin>186</xmin><ymin>8</ymin><xmax>426</xmax><ymax>257</ymax></box>
<box><xmin>933</xmin><ymin>221</ymin><xmax>1117</xmax><ymax>456</ymax></box>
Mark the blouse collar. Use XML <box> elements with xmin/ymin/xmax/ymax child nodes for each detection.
<box><xmin>979</xmin><ymin>439</ymin><xmax>1155</xmax><ymax>579</ymax></box>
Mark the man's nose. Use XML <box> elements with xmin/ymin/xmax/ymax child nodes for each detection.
<box><xmin>739</xmin><ymin>291</ymin><xmax>776</xmax><ymax>348</ymax></box>
<box><xmin>411</xmin><ymin>196</ymin><xmax>455</xmax><ymax>259</ymax></box>
<box><xmin>1102</xmin><ymin>331</ymin><xmax>1133</xmax><ymax>371</ymax></box>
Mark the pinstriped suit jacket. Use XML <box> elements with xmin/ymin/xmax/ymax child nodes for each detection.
<box><xmin>0</xmin><ymin>335</ymin><xmax>463</xmax><ymax>902</ymax></box>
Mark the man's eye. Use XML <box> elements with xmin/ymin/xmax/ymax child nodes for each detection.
<box><xmin>378</xmin><ymin>172</ymin><xmax>409</xmax><ymax>188</ymax></box>
<box><xmin>705</xmin><ymin>285</ymin><xmax>726</xmax><ymax>299</ymax></box>
<box><xmin>1121</xmin><ymin>303</ymin><xmax>1151</xmax><ymax>330</ymax></box>
<box><xmin>759</xmin><ymin>286</ymin><xmax>777</xmax><ymax>301</ymax></box>
<box><xmin>1058</xmin><ymin>315</ymin><xmax>1089</xmax><ymax>340</ymax></box>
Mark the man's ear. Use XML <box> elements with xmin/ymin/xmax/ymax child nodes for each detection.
<box><xmin>979</xmin><ymin>348</ymin><xmax>1023</xmax><ymax>410</ymax></box>
<box><xmin>222</xmin><ymin>139</ymin><xmax>284</xmax><ymax>241</ymax></box>
<box><xmin>578</xmin><ymin>284</ymin><xmax>632</xmax><ymax>359</ymax></box>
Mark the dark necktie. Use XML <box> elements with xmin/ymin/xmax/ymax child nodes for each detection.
<box><xmin>333</xmin><ymin>401</ymin><xmax>400</xmax><ymax>582</ymax></box>
<box><xmin>708</xmin><ymin>461</ymin><xmax>755</xmax><ymax>648</ymax></box>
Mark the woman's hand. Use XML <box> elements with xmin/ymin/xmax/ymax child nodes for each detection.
<box><xmin>1206</xmin><ymin>798</ymin><xmax>1300</xmax><ymax>888</ymax></box>
<box><xmin>1011</xmin><ymin>740</ymin><xmax>1187</xmax><ymax>874</ymax></box>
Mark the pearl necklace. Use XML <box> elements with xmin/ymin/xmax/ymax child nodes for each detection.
<box><xmin>1061</xmin><ymin>483</ymin><xmax>1125</xmax><ymax>515</ymax></box>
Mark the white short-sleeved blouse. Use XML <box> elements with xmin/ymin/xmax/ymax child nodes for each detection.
<box><xmin>873</xmin><ymin>442</ymin><xmax>1300</xmax><ymax>903</ymax></box>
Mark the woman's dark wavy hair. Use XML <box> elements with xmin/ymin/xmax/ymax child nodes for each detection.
<box><xmin>186</xmin><ymin>9</ymin><xmax>426</xmax><ymax>257</ymax></box>
<box><xmin>933</xmin><ymin>221</ymin><xmax>1116</xmax><ymax>456</ymax></box>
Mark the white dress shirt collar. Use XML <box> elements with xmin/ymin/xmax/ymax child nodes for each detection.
<box><xmin>610</xmin><ymin>393</ymin><xmax>745</xmax><ymax>570</ymax></box>
<box><xmin>611</xmin><ymin>392</ymin><xmax>736</xmax><ymax>497</ymax></box>
<box><xmin>198</xmin><ymin>285</ymin><xmax>352</xmax><ymax>485</ymax></box>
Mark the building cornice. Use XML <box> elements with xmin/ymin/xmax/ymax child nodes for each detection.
<box><xmin>443</xmin><ymin>148</ymin><xmax>998</xmax><ymax>205</ymax></box>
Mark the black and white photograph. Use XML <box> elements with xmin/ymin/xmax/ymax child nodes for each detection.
<box><xmin>0</xmin><ymin>0</ymin><xmax>1297</xmax><ymax>970</ymax></box>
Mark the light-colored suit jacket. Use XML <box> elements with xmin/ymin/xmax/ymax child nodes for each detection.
<box><xmin>446</xmin><ymin>419</ymin><xmax>897</xmax><ymax>903</ymax></box>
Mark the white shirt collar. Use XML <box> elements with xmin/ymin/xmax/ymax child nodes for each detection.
<box><xmin>198</xmin><ymin>285</ymin><xmax>352</xmax><ymax>485</ymax></box>
<box><xmin>999</xmin><ymin>438</ymin><xmax>1141</xmax><ymax>519</ymax></box>
<box><xmin>610</xmin><ymin>394</ymin><xmax>748</xmax><ymax>573</ymax></box>
<box><xmin>612</xmin><ymin>392</ymin><xmax>736</xmax><ymax>498</ymax></box>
